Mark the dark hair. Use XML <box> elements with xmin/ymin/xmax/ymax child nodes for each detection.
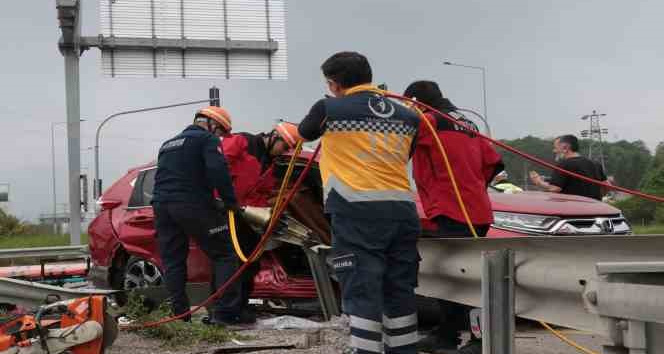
<box><xmin>556</xmin><ymin>134</ymin><xmax>579</xmax><ymax>152</ymax></box>
<box><xmin>403</xmin><ymin>81</ymin><xmax>443</xmax><ymax>105</ymax></box>
<box><xmin>321</xmin><ymin>51</ymin><xmax>372</xmax><ymax>88</ymax></box>
<box><xmin>403</xmin><ymin>80</ymin><xmax>457</xmax><ymax>112</ymax></box>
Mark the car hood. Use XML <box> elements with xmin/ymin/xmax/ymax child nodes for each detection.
<box><xmin>489</xmin><ymin>191</ymin><xmax>620</xmax><ymax>216</ymax></box>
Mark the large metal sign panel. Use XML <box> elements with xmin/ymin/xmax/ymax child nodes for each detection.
<box><xmin>99</xmin><ymin>0</ymin><xmax>287</xmax><ymax>79</ymax></box>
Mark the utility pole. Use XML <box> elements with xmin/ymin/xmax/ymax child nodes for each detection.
<box><xmin>210</xmin><ymin>86</ymin><xmax>221</xmax><ymax>107</ymax></box>
<box><xmin>580</xmin><ymin>110</ymin><xmax>609</xmax><ymax>173</ymax></box>
<box><xmin>57</xmin><ymin>0</ymin><xmax>83</xmax><ymax>245</ymax></box>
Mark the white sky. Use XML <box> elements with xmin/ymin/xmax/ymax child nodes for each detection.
<box><xmin>1</xmin><ymin>0</ymin><xmax>663</xmax><ymax>220</ymax></box>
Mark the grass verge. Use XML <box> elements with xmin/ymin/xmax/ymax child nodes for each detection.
<box><xmin>125</xmin><ymin>293</ymin><xmax>234</xmax><ymax>347</ymax></box>
<box><xmin>632</xmin><ymin>224</ymin><xmax>664</xmax><ymax>235</ymax></box>
<box><xmin>0</xmin><ymin>234</ymin><xmax>89</xmax><ymax>249</ymax></box>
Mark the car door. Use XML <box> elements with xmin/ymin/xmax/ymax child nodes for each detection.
<box><xmin>118</xmin><ymin>167</ymin><xmax>211</xmax><ymax>283</ymax></box>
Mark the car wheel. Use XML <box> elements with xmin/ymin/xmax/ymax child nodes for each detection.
<box><xmin>123</xmin><ymin>256</ymin><xmax>163</xmax><ymax>290</ymax></box>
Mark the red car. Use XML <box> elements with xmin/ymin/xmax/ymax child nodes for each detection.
<box><xmin>88</xmin><ymin>154</ymin><xmax>631</xmax><ymax>301</ymax></box>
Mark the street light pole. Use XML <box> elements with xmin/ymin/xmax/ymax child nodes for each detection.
<box><xmin>93</xmin><ymin>98</ymin><xmax>213</xmax><ymax>203</ymax></box>
<box><xmin>443</xmin><ymin>61</ymin><xmax>488</xmax><ymax>122</ymax></box>
<box><xmin>51</xmin><ymin>123</ymin><xmax>57</xmax><ymax>235</ymax></box>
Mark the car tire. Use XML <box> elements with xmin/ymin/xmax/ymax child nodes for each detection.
<box><xmin>123</xmin><ymin>256</ymin><xmax>164</xmax><ymax>290</ymax></box>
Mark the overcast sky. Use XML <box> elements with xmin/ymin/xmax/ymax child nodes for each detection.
<box><xmin>1</xmin><ymin>0</ymin><xmax>663</xmax><ymax>221</ymax></box>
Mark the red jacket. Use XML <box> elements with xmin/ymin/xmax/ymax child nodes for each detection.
<box><xmin>220</xmin><ymin>133</ymin><xmax>277</xmax><ymax>207</ymax></box>
<box><xmin>412</xmin><ymin>112</ymin><xmax>503</xmax><ymax>225</ymax></box>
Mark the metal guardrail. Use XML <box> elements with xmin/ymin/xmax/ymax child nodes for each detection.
<box><xmin>416</xmin><ymin>235</ymin><xmax>664</xmax><ymax>340</ymax></box>
<box><xmin>0</xmin><ymin>277</ymin><xmax>115</xmax><ymax>308</ymax></box>
<box><xmin>0</xmin><ymin>245</ymin><xmax>89</xmax><ymax>261</ymax></box>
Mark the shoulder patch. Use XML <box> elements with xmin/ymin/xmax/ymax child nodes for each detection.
<box><xmin>160</xmin><ymin>138</ymin><xmax>186</xmax><ymax>152</ymax></box>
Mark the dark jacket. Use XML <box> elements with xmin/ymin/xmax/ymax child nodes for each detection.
<box><xmin>152</xmin><ymin>125</ymin><xmax>237</xmax><ymax>206</ymax></box>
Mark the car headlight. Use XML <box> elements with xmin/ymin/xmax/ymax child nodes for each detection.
<box><xmin>493</xmin><ymin>212</ymin><xmax>560</xmax><ymax>233</ymax></box>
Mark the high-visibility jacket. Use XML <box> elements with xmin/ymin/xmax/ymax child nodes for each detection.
<box><xmin>298</xmin><ymin>87</ymin><xmax>420</xmax><ymax>219</ymax></box>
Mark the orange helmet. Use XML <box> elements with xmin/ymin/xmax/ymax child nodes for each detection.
<box><xmin>274</xmin><ymin>122</ymin><xmax>302</xmax><ymax>148</ymax></box>
<box><xmin>195</xmin><ymin>106</ymin><xmax>232</xmax><ymax>132</ymax></box>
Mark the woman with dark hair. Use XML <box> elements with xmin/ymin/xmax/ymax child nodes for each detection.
<box><xmin>404</xmin><ymin>81</ymin><xmax>504</xmax><ymax>354</ymax></box>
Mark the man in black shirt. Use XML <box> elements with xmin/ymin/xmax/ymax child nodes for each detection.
<box><xmin>530</xmin><ymin>135</ymin><xmax>608</xmax><ymax>200</ymax></box>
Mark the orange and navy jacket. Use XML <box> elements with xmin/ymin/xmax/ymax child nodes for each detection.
<box><xmin>298</xmin><ymin>87</ymin><xmax>419</xmax><ymax>219</ymax></box>
<box><xmin>219</xmin><ymin>133</ymin><xmax>277</xmax><ymax>207</ymax></box>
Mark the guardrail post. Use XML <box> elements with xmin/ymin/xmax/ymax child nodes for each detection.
<box><xmin>304</xmin><ymin>245</ymin><xmax>340</xmax><ymax>321</ymax></box>
<box><xmin>481</xmin><ymin>249</ymin><xmax>515</xmax><ymax>354</ymax></box>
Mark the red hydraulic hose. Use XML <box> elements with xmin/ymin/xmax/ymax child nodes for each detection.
<box><xmin>384</xmin><ymin>93</ymin><xmax>664</xmax><ymax>204</ymax></box>
<box><xmin>121</xmin><ymin>144</ymin><xmax>322</xmax><ymax>330</ymax></box>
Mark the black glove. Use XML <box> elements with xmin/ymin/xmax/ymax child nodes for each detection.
<box><xmin>214</xmin><ymin>199</ymin><xmax>243</xmax><ymax>214</ymax></box>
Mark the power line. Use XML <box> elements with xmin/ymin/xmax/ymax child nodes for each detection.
<box><xmin>580</xmin><ymin>110</ymin><xmax>609</xmax><ymax>173</ymax></box>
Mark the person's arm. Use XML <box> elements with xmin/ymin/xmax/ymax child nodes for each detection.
<box><xmin>203</xmin><ymin>135</ymin><xmax>238</xmax><ymax>207</ymax></box>
<box><xmin>298</xmin><ymin>99</ymin><xmax>327</xmax><ymax>141</ymax></box>
<box><xmin>530</xmin><ymin>171</ymin><xmax>563</xmax><ymax>193</ymax></box>
<box><xmin>480</xmin><ymin>140</ymin><xmax>505</xmax><ymax>185</ymax></box>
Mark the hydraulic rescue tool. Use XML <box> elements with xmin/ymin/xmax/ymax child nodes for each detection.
<box><xmin>0</xmin><ymin>295</ymin><xmax>116</xmax><ymax>354</ymax></box>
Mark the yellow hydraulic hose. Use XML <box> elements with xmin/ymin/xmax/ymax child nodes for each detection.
<box><xmin>539</xmin><ymin>321</ymin><xmax>599</xmax><ymax>354</ymax></box>
<box><xmin>411</xmin><ymin>105</ymin><xmax>479</xmax><ymax>238</ymax></box>
<box><xmin>273</xmin><ymin>141</ymin><xmax>304</xmax><ymax>218</ymax></box>
<box><xmin>228</xmin><ymin>209</ymin><xmax>249</xmax><ymax>262</ymax></box>
<box><xmin>228</xmin><ymin>140</ymin><xmax>304</xmax><ymax>263</ymax></box>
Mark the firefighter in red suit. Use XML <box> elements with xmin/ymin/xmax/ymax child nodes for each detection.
<box><xmin>217</xmin><ymin>122</ymin><xmax>302</xmax><ymax>320</ymax></box>
<box><xmin>221</xmin><ymin>122</ymin><xmax>301</xmax><ymax>206</ymax></box>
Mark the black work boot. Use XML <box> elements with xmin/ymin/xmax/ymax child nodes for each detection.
<box><xmin>417</xmin><ymin>329</ymin><xmax>460</xmax><ymax>353</ymax></box>
<box><xmin>202</xmin><ymin>309</ymin><xmax>256</xmax><ymax>326</ymax></box>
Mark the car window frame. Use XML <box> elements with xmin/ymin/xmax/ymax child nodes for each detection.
<box><xmin>126</xmin><ymin>167</ymin><xmax>157</xmax><ymax>210</ymax></box>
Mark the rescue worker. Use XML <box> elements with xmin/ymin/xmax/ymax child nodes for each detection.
<box><xmin>492</xmin><ymin>171</ymin><xmax>524</xmax><ymax>194</ymax></box>
<box><xmin>403</xmin><ymin>81</ymin><xmax>504</xmax><ymax>354</ymax></box>
<box><xmin>221</xmin><ymin>122</ymin><xmax>301</xmax><ymax>207</ymax></box>
<box><xmin>218</xmin><ymin>121</ymin><xmax>302</xmax><ymax>321</ymax></box>
<box><xmin>151</xmin><ymin>106</ymin><xmax>246</xmax><ymax>324</ymax></box>
<box><xmin>298</xmin><ymin>51</ymin><xmax>421</xmax><ymax>354</ymax></box>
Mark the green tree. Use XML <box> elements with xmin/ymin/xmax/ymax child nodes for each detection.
<box><xmin>0</xmin><ymin>209</ymin><xmax>28</xmax><ymax>236</ymax></box>
<box><xmin>496</xmin><ymin>136</ymin><xmax>555</xmax><ymax>189</ymax></box>
<box><xmin>614</xmin><ymin>142</ymin><xmax>664</xmax><ymax>225</ymax></box>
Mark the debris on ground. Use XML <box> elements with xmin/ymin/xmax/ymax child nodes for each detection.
<box><xmin>256</xmin><ymin>315</ymin><xmax>347</xmax><ymax>330</ymax></box>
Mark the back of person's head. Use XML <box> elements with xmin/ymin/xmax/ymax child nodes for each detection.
<box><xmin>403</xmin><ymin>81</ymin><xmax>444</xmax><ymax>106</ymax></box>
<box><xmin>557</xmin><ymin>134</ymin><xmax>580</xmax><ymax>152</ymax></box>
<box><xmin>321</xmin><ymin>52</ymin><xmax>372</xmax><ymax>88</ymax></box>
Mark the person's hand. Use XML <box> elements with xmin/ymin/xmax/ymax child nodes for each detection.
<box><xmin>214</xmin><ymin>199</ymin><xmax>243</xmax><ymax>214</ymax></box>
<box><xmin>226</xmin><ymin>203</ymin><xmax>243</xmax><ymax>215</ymax></box>
<box><xmin>529</xmin><ymin>171</ymin><xmax>542</xmax><ymax>185</ymax></box>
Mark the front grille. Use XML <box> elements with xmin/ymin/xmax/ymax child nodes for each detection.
<box><xmin>550</xmin><ymin>216</ymin><xmax>631</xmax><ymax>235</ymax></box>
